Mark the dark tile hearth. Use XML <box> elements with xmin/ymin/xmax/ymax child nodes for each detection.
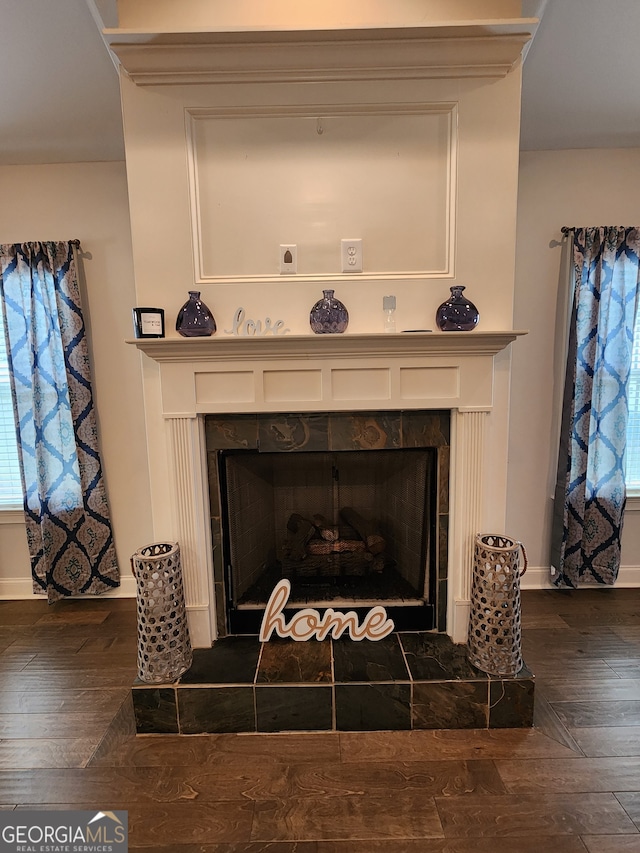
<box><xmin>179</xmin><ymin>636</ymin><xmax>261</xmax><ymax>684</ymax></box>
<box><xmin>412</xmin><ymin>680</ymin><xmax>489</xmax><ymax>729</ymax></box>
<box><xmin>258</xmin><ymin>637</ymin><xmax>332</xmax><ymax>683</ymax></box>
<box><xmin>333</xmin><ymin>635</ymin><xmax>409</xmax><ymax>682</ymax></box>
<box><xmin>132</xmin><ymin>633</ymin><xmax>535</xmax><ymax>734</ymax></box>
<box><xmin>256</xmin><ymin>685</ymin><xmax>333</xmax><ymax>732</ymax></box>
<box><xmin>132</xmin><ymin>687</ymin><xmax>178</xmax><ymax>734</ymax></box>
<box><xmin>336</xmin><ymin>683</ymin><xmax>412</xmax><ymax>731</ymax></box>
<box><xmin>177</xmin><ymin>686</ymin><xmax>255</xmax><ymax>734</ymax></box>
<box><xmin>401</xmin><ymin>631</ymin><xmax>487</xmax><ymax>680</ymax></box>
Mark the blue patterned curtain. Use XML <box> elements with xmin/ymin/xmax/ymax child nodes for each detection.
<box><xmin>551</xmin><ymin>226</ymin><xmax>640</xmax><ymax>587</ymax></box>
<box><xmin>0</xmin><ymin>241</ymin><xmax>119</xmax><ymax>601</ymax></box>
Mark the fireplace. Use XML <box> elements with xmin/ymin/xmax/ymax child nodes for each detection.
<box><xmin>128</xmin><ymin>342</ymin><xmax>538</xmax><ymax>735</ymax></box>
<box><xmin>130</xmin><ymin>381</ymin><xmax>537</xmax><ymax>736</ymax></box>
<box><xmin>129</xmin><ymin>331</ymin><xmax>522</xmax><ymax>647</ymax></box>
<box><xmin>111</xmin><ymin>0</ymin><xmax>535</xmax><ymax>734</ymax></box>
<box><xmin>208</xmin><ymin>410</ymin><xmax>450</xmax><ymax>635</ymax></box>
<box><xmin>110</xmin><ymin>0</ymin><xmax>533</xmax><ymax>649</ymax></box>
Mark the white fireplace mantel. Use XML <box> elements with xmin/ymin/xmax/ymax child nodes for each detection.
<box><xmin>129</xmin><ymin>330</ymin><xmax>524</xmax><ymax>361</ymax></box>
<box><xmin>128</xmin><ymin>330</ymin><xmax>526</xmax><ymax>416</ymax></box>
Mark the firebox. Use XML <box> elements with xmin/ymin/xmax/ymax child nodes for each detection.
<box><xmin>206</xmin><ymin>411</ymin><xmax>450</xmax><ymax>636</ymax></box>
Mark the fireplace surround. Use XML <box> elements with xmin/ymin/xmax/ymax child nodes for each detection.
<box><xmin>129</xmin><ymin>331</ymin><xmax>524</xmax><ymax>648</ymax></box>
<box><xmin>131</xmin><ymin>379</ymin><xmax>537</xmax><ymax>734</ymax></box>
<box><xmin>207</xmin><ymin>409</ymin><xmax>449</xmax><ymax>635</ymax></box>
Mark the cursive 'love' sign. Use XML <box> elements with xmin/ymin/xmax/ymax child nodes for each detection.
<box><xmin>224</xmin><ymin>307</ymin><xmax>290</xmax><ymax>336</ymax></box>
<box><xmin>259</xmin><ymin>579</ymin><xmax>395</xmax><ymax>642</ymax></box>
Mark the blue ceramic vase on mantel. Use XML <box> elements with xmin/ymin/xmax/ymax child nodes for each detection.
<box><xmin>309</xmin><ymin>289</ymin><xmax>349</xmax><ymax>334</ymax></box>
<box><xmin>176</xmin><ymin>290</ymin><xmax>216</xmax><ymax>337</ymax></box>
<box><xmin>435</xmin><ymin>285</ymin><xmax>479</xmax><ymax>332</ymax></box>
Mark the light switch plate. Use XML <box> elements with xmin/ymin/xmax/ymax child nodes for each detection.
<box><xmin>279</xmin><ymin>244</ymin><xmax>297</xmax><ymax>274</ymax></box>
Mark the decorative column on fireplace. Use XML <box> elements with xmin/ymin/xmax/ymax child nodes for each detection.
<box><xmin>166</xmin><ymin>415</ymin><xmax>215</xmax><ymax>647</ymax></box>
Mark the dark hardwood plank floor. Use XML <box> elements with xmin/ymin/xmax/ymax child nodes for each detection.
<box><xmin>2</xmin><ymin>589</ymin><xmax>640</xmax><ymax>849</ymax></box>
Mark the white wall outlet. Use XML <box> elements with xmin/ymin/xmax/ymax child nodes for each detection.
<box><xmin>279</xmin><ymin>244</ymin><xmax>297</xmax><ymax>274</ymax></box>
<box><xmin>341</xmin><ymin>238</ymin><xmax>363</xmax><ymax>273</ymax></box>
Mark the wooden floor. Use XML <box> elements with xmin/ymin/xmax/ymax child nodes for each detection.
<box><xmin>2</xmin><ymin>590</ymin><xmax>640</xmax><ymax>851</ymax></box>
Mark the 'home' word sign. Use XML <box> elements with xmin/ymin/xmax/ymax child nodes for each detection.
<box><xmin>259</xmin><ymin>579</ymin><xmax>395</xmax><ymax>642</ymax></box>
<box><xmin>225</xmin><ymin>307</ymin><xmax>290</xmax><ymax>336</ymax></box>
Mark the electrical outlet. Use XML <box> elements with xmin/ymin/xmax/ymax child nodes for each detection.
<box><xmin>279</xmin><ymin>244</ymin><xmax>297</xmax><ymax>275</ymax></box>
<box><xmin>341</xmin><ymin>238</ymin><xmax>363</xmax><ymax>273</ymax></box>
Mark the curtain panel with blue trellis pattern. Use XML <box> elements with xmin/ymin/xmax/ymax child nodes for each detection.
<box><xmin>0</xmin><ymin>241</ymin><xmax>119</xmax><ymax>601</ymax></box>
<box><xmin>551</xmin><ymin>226</ymin><xmax>640</xmax><ymax>587</ymax></box>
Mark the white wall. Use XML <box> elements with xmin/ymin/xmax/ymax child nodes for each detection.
<box><xmin>0</xmin><ymin>161</ymin><xmax>152</xmax><ymax>597</ymax></box>
<box><xmin>509</xmin><ymin>147</ymin><xmax>640</xmax><ymax>588</ymax></box>
<box><xmin>4</xmin><ymin>151</ymin><xmax>638</xmax><ymax>605</ymax></box>
<box><xmin>117</xmin><ymin>0</ymin><xmax>522</xmax><ymax>29</ymax></box>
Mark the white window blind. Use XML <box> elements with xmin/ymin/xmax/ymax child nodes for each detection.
<box><xmin>0</xmin><ymin>312</ymin><xmax>23</xmax><ymax>508</ymax></box>
<box><xmin>627</xmin><ymin>308</ymin><xmax>640</xmax><ymax>494</ymax></box>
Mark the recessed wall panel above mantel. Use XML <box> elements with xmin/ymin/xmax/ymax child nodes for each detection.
<box><xmin>187</xmin><ymin>104</ymin><xmax>456</xmax><ymax>283</ymax></box>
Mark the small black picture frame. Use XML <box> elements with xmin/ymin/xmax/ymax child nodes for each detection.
<box><xmin>132</xmin><ymin>307</ymin><xmax>165</xmax><ymax>339</ymax></box>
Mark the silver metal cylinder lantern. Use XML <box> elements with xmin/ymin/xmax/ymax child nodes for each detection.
<box><xmin>467</xmin><ymin>533</ymin><xmax>528</xmax><ymax>677</ymax></box>
<box><xmin>131</xmin><ymin>541</ymin><xmax>192</xmax><ymax>684</ymax></box>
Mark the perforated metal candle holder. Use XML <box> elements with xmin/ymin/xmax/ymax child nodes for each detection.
<box><xmin>131</xmin><ymin>542</ymin><xmax>192</xmax><ymax>684</ymax></box>
<box><xmin>468</xmin><ymin>533</ymin><xmax>528</xmax><ymax>677</ymax></box>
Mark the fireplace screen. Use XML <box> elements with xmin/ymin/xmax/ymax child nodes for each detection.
<box><xmin>220</xmin><ymin>448</ymin><xmax>435</xmax><ymax>611</ymax></box>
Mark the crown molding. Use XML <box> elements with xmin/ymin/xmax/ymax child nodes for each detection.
<box><xmin>105</xmin><ymin>20</ymin><xmax>538</xmax><ymax>85</ymax></box>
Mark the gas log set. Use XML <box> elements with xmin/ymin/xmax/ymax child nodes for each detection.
<box><xmin>281</xmin><ymin>507</ymin><xmax>387</xmax><ymax>579</ymax></box>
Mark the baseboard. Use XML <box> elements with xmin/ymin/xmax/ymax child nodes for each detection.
<box><xmin>451</xmin><ymin>598</ymin><xmax>471</xmax><ymax>643</ymax></box>
<box><xmin>520</xmin><ymin>566</ymin><xmax>556</xmax><ymax>590</ymax></box>
<box><xmin>0</xmin><ymin>574</ymin><xmax>137</xmax><ymax>600</ymax></box>
<box><xmin>187</xmin><ymin>605</ymin><xmax>215</xmax><ymax>648</ymax></box>
<box><xmin>521</xmin><ymin>565</ymin><xmax>640</xmax><ymax>589</ymax></box>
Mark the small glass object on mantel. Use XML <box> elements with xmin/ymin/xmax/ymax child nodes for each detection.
<box><xmin>175</xmin><ymin>290</ymin><xmax>216</xmax><ymax>337</ymax></box>
<box><xmin>435</xmin><ymin>285</ymin><xmax>479</xmax><ymax>332</ymax></box>
<box><xmin>309</xmin><ymin>289</ymin><xmax>349</xmax><ymax>334</ymax></box>
<box><xmin>383</xmin><ymin>295</ymin><xmax>397</xmax><ymax>333</ymax></box>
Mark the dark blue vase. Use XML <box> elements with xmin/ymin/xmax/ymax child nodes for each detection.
<box><xmin>176</xmin><ymin>291</ymin><xmax>216</xmax><ymax>337</ymax></box>
<box><xmin>309</xmin><ymin>289</ymin><xmax>349</xmax><ymax>334</ymax></box>
<box><xmin>436</xmin><ymin>285</ymin><xmax>479</xmax><ymax>332</ymax></box>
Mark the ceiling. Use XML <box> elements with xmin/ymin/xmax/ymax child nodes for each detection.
<box><xmin>520</xmin><ymin>0</ymin><xmax>640</xmax><ymax>150</ymax></box>
<box><xmin>0</xmin><ymin>0</ymin><xmax>639</xmax><ymax>166</ymax></box>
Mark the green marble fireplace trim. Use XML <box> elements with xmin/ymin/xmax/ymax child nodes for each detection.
<box><xmin>205</xmin><ymin>410</ymin><xmax>450</xmax><ymax>637</ymax></box>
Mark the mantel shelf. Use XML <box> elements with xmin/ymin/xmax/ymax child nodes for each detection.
<box><xmin>105</xmin><ymin>19</ymin><xmax>538</xmax><ymax>84</ymax></box>
<box><xmin>127</xmin><ymin>330</ymin><xmax>527</xmax><ymax>363</ymax></box>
